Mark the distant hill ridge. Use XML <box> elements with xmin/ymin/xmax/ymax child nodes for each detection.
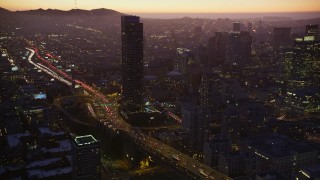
<box><xmin>0</xmin><ymin>7</ymin><xmax>12</xmax><ymax>14</ymax></box>
<box><xmin>0</xmin><ymin>7</ymin><xmax>122</xmax><ymax>16</ymax></box>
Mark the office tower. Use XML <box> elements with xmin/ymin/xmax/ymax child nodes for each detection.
<box><xmin>181</xmin><ymin>90</ymin><xmax>211</xmax><ymax>152</ymax></box>
<box><xmin>121</xmin><ymin>16</ymin><xmax>144</xmax><ymax>111</ymax></box>
<box><xmin>306</xmin><ymin>24</ymin><xmax>318</xmax><ymax>40</ymax></box>
<box><xmin>272</xmin><ymin>27</ymin><xmax>292</xmax><ymax>51</ymax></box>
<box><xmin>181</xmin><ymin>101</ymin><xmax>203</xmax><ymax>151</ymax></box>
<box><xmin>199</xmin><ymin>71</ymin><xmax>221</xmax><ymax>140</ymax></box>
<box><xmin>195</xmin><ymin>45</ymin><xmax>208</xmax><ymax>66</ymax></box>
<box><xmin>218</xmin><ymin>151</ymin><xmax>243</xmax><ymax>176</ymax></box>
<box><xmin>256</xmin><ymin>20</ymin><xmax>266</xmax><ymax>42</ymax></box>
<box><xmin>193</xmin><ymin>26</ymin><xmax>203</xmax><ymax>44</ymax></box>
<box><xmin>279</xmin><ymin>37</ymin><xmax>320</xmax><ymax>116</ymax></box>
<box><xmin>203</xmin><ymin>135</ymin><xmax>231</xmax><ymax>168</ymax></box>
<box><xmin>72</xmin><ymin>135</ymin><xmax>101</xmax><ymax>179</ymax></box>
<box><xmin>281</xmin><ymin>37</ymin><xmax>320</xmax><ymax>85</ymax></box>
<box><xmin>199</xmin><ymin>71</ymin><xmax>222</xmax><ymax>110</ymax></box>
<box><xmin>199</xmin><ymin>73</ymin><xmax>214</xmax><ymax>110</ymax></box>
<box><xmin>225</xmin><ymin>31</ymin><xmax>252</xmax><ymax>68</ymax></box>
<box><xmin>207</xmin><ymin>32</ymin><xmax>228</xmax><ymax>67</ymax></box>
<box><xmin>218</xmin><ymin>151</ymin><xmax>256</xmax><ymax>177</ymax></box>
<box><xmin>247</xmin><ymin>22</ymin><xmax>253</xmax><ymax>32</ymax></box>
<box><xmin>233</xmin><ymin>22</ymin><xmax>241</xmax><ymax>32</ymax></box>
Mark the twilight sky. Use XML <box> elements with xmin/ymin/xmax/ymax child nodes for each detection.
<box><xmin>1</xmin><ymin>0</ymin><xmax>320</xmax><ymax>13</ymax></box>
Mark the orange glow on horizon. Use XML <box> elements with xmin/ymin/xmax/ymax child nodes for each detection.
<box><xmin>1</xmin><ymin>0</ymin><xmax>320</xmax><ymax>13</ymax></box>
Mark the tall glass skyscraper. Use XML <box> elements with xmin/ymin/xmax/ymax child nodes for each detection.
<box><xmin>121</xmin><ymin>16</ymin><xmax>144</xmax><ymax>112</ymax></box>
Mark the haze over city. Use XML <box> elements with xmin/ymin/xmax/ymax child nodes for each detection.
<box><xmin>0</xmin><ymin>0</ymin><xmax>319</xmax><ymax>180</ymax></box>
<box><xmin>1</xmin><ymin>0</ymin><xmax>320</xmax><ymax>18</ymax></box>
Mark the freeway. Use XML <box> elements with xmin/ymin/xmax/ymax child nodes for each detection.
<box><xmin>53</xmin><ymin>96</ymin><xmax>96</xmax><ymax>127</ymax></box>
<box><xmin>26</xmin><ymin>47</ymin><xmax>231</xmax><ymax>180</ymax></box>
<box><xmin>26</xmin><ymin>48</ymin><xmax>72</xmax><ymax>86</ymax></box>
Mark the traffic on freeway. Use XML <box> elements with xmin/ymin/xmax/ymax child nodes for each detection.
<box><xmin>26</xmin><ymin>46</ymin><xmax>231</xmax><ymax>180</ymax></box>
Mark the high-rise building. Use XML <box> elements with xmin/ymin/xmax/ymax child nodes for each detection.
<box><xmin>281</xmin><ymin>37</ymin><xmax>320</xmax><ymax>82</ymax></box>
<box><xmin>199</xmin><ymin>72</ymin><xmax>214</xmax><ymax>110</ymax></box>
<box><xmin>193</xmin><ymin>26</ymin><xmax>203</xmax><ymax>44</ymax></box>
<box><xmin>225</xmin><ymin>31</ymin><xmax>252</xmax><ymax>68</ymax></box>
<box><xmin>195</xmin><ymin>45</ymin><xmax>208</xmax><ymax>66</ymax></box>
<box><xmin>181</xmin><ymin>101</ymin><xmax>208</xmax><ymax>152</ymax></box>
<box><xmin>247</xmin><ymin>22</ymin><xmax>253</xmax><ymax>32</ymax></box>
<box><xmin>218</xmin><ymin>151</ymin><xmax>256</xmax><ymax>177</ymax></box>
<box><xmin>203</xmin><ymin>135</ymin><xmax>231</xmax><ymax>168</ymax></box>
<box><xmin>207</xmin><ymin>32</ymin><xmax>228</xmax><ymax>67</ymax></box>
<box><xmin>233</xmin><ymin>22</ymin><xmax>241</xmax><ymax>32</ymax></box>
<box><xmin>279</xmin><ymin>38</ymin><xmax>320</xmax><ymax>115</ymax></box>
<box><xmin>199</xmin><ymin>71</ymin><xmax>223</xmax><ymax>132</ymax></box>
<box><xmin>121</xmin><ymin>16</ymin><xmax>144</xmax><ymax>111</ymax></box>
<box><xmin>218</xmin><ymin>151</ymin><xmax>243</xmax><ymax>177</ymax></box>
<box><xmin>272</xmin><ymin>27</ymin><xmax>292</xmax><ymax>51</ymax></box>
<box><xmin>72</xmin><ymin>135</ymin><xmax>101</xmax><ymax>180</ymax></box>
<box><xmin>306</xmin><ymin>24</ymin><xmax>318</xmax><ymax>40</ymax></box>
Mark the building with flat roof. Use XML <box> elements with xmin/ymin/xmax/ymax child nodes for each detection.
<box><xmin>72</xmin><ymin>135</ymin><xmax>101</xmax><ymax>180</ymax></box>
<box><xmin>272</xmin><ymin>27</ymin><xmax>292</xmax><ymax>51</ymax></box>
<box><xmin>306</xmin><ymin>24</ymin><xmax>318</xmax><ymax>40</ymax></box>
<box><xmin>296</xmin><ymin>164</ymin><xmax>320</xmax><ymax>180</ymax></box>
<box><xmin>233</xmin><ymin>22</ymin><xmax>241</xmax><ymax>32</ymax></box>
<box><xmin>203</xmin><ymin>134</ymin><xmax>231</xmax><ymax>168</ymax></box>
<box><xmin>121</xmin><ymin>15</ymin><xmax>144</xmax><ymax>112</ymax></box>
<box><xmin>245</xmin><ymin>133</ymin><xmax>318</xmax><ymax>179</ymax></box>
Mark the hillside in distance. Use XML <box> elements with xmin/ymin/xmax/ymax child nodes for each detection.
<box><xmin>14</xmin><ymin>8</ymin><xmax>122</xmax><ymax>16</ymax></box>
<box><xmin>0</xmin><ymin>7</ymin><xmax>124</xmax><ymax>34</ymax></box>
<box><xmin>0</xmin><ymin>7</ymin><xmax>319</xmax><ymax>39</ymax></box>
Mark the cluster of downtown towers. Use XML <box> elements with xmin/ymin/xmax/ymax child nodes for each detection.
<box><xmin>120</xmin><ymin>16</ymin><xmax>252</xmax><ymax>112</ymax></box>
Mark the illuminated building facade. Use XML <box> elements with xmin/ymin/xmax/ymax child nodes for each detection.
<box><xmin>199</xmin><ymin>72</ymin><xmax>214</xmax><ymax>109</ymax></box>
<box><xmin>282</xmin><ymin>37</ymin><xmax>320</xmax><ymax>83</ymax></box>
<box><xmin>306</xmin><ymin>24</ymin><xmax>318</xmax><ymax>40</ymax></box>
<box><xmin>278</xmin><ymin>34</ymin><xmax>320</xmax><ymax>116</ymax></box>
<box><xmin>121</xmin><ymin>16</ymin><xmax>144</xmax><ymax>111</ymax></box>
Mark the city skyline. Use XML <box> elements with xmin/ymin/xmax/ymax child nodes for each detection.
<box><xmin>0</xmin><ymin>0</ymin><xmax>319</xmax><ymax>179</ymax></box>
<box><xmin>1</xmin><ymin>0</ymin><xmax>320</xmax><ymax>13</ymax></box>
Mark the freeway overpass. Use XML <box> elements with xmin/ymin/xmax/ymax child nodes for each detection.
<box><xmin>26</xmin><ymin>47</ymin><xmax>231</xmax><ymax>180</ymax></box>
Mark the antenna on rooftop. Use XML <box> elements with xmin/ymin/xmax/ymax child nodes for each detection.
<box><xmin>75</xmin><ymin>0</ymin><xmax>78</xmax><ymax>9</ymax></box>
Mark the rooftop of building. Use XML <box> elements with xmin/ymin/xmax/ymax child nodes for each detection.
<box><xmin>167</xmin><ymin>69</ymin><xmax>183</xmax><ymax>77</ymax></box>
<box><xmin>246</xmin><ymin>133</ymin><xmax>318</xmax><ymax>158</ymax></box>
<box><xmin>74</xmin><ymin>135</ymin><xmax>98</xmax><ymax>146</ymax></box>
<box><xmin>233</xmin><ymin>176</ymin><xmax>253</xmax><ymax>180</ymax></box>
<box><xmin>290</xmin><ymin>87</ymin><xmax>320</xmax><ymax>97</ymax></box>
<box><xmin>206</xmin><ymin>134</ymin><xmax>231</xmax><ymax>144</ymax></box>
<box><xmin>256</xmin><ymin>171</ymin><xmax>288</xmax><ymax>180</ymax></box>
<box><xmin>299</xmin><ymin>164</ymin><xmax>320</xmax><ymax>179</ymax></box>
<box><xmin>27</xmin><ymin>167</ymin><xmax>72</xmax><ymax>179</ymax></box>
<box><xmin>121</xmin><ymin>15</ymin><xmax>140</xmax><ymax>23</ymax></box>
<box><xmin>221</xmin><ymin>150</ymin><xmax>242</xmax><ymax>157</ymax></box>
